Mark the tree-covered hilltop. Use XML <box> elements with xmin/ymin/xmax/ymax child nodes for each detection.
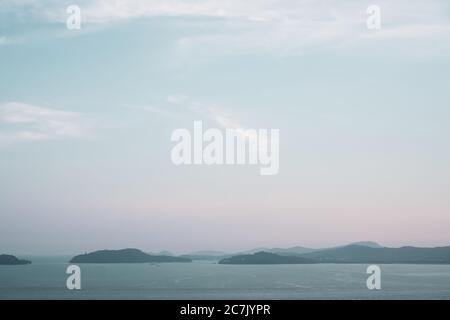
<box><xmin>218</xmin><ymin>245</ymin><xmax>450</xmax><ymax>265</ymax></box>
<box><xmin>0</xmin><ymin>254</ymin><xmax>31</xmax><ymax>265</ymax></box>
<box><xmin>70</xmin><ymin>248</ymin><xmax>192</xmax><ymax>263</ymax></box>
<box><xmin>219</xmin><ymin>251</ymin><xmax>316</xmax><ymax>264</ymax></box>
<box><xmin>300</xmin><ymin>245</ymin><xmax>450</xmax><ymax>264</ymax></box>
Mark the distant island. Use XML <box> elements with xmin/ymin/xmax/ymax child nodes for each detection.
<box><xmin>6</xmin><ymin>242</ymin><xmax>450</xmax><ymax>265</ymax></box>
<box><xmin>184</xmin><ymin>241</ymin><xmax>384</xmax><ymax>261</ymax></box>
<box><xmin>300</xmin><ymin>245</ymin><xmax>450</xmax><ymax>264</ymax></box>
<box><xmin>218</xmin><ymin>245</ymin><xmax>450</xmax><ymax>265</ymax></box>
<box><xmin>219</xmin><ymin>252</ymin><xmax>315</xmax><ymax>264</ymax></box>
<box><xmin>70</xmin><ymin>248</ymin><xmax>192</xmax><ymax>263</ymax></box>
<box><xmin>181</xmin><ymin>250</ymin><xmax>229</xmax><ymax>261</ymax></box>
<box><xmin>0</xmin><ymin>254</ymin><xmax>31</xmax><ymax>265</ymax></box>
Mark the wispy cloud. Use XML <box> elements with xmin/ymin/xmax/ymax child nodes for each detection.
<box><xmin>3</xmin><ymin>0</ymin><xmax>450</xmax><ymax>55</ymax></box>
<box><xmin>0</xmin><ymin>102</ymin><xmax>93</xmax><ymax>146</ymax></box>
<box><xmin>171</xmin><ymin>0</ymin><xmax>450</xmax><ymax>57</ymax></box>
<box><xmin>166</xmin><ymin>94</ymin><xmax>243</xmax><ymax>129</ymax></box>
<box><xmin>125</xmin><ymin>95</ymin><xmax>246</xmax><ymax>130</ymax></box>
<box><xmin>165</xmin><ymin>95</ymin><xmax>272</xmax><ymax>144</ymax></box>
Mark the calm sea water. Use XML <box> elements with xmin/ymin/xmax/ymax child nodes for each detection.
<box><xmin>1</xmin><ymin>257</ymin><xmax>450</xmax><ymax>299</ymax></box>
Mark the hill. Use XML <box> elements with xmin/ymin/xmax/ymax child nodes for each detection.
<box><xmin>70</xmin><ymin>248</ymin><xmax>191</xmax><ymax>263</ymax></box>
<box><xmin>301</xmin><ymin>245</ymin><xmax>450</xmax><ymax>264</ymax></box>
<box><xmin>218</xmin><ymin>251</ymin><xmax>316</xmax><ymax>264</ymax></box>
<box><xmin>0</xmin><ymin>254</ymin><xmax>31</xmax><ymax>265</ymax></box>
<box><xmin>218</xmin><ymin>245</ymin><xmax>450</xmax><ymax>265</ymax></box>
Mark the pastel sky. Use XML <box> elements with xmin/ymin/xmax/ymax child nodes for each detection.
<box><xmin>1</xmin><ymin>0</ymin><xmax>450</xmax><ymax>255</ymax></box>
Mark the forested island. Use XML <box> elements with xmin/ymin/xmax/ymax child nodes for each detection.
<box><xmin>218</xmin><ymin>245</ymin><xmax>450</xmax><ymax>265</ymax></box>
<box><xmin>0</xmin><ymin>254</ymin><xmax>31</xmax><ymax>265</ymax></box>
<box><xmin>70</xmin><ymin>248</ymin><xmax>192</xmax><ymax>263</ymax></box>
<box><xmin>219</xmin><ymin>251</ymin><xmax>315</xmax><ymax>264</ymax></box>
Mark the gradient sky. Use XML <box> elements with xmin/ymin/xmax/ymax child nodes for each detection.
<box><xmin>1</xmin><ymin>0</ymin><xmax>450</xmax><ymax>255</ymax></box>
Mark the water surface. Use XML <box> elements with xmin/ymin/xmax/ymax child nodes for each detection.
<box><xmin>1</xmin><ymin>258</ymin><xmax>450</xmax><ymax>299</ymax></box>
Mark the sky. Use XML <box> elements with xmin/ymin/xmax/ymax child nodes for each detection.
<box><xmin>1</xmin><ymin>0</ymin><xmax>450</xmax><ymax>255</ymax></box>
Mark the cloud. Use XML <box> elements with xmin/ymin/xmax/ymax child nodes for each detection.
<box><xmin>166</xmin><ymin>94</ymin><xmax>243</xmax><ymax>129</ymax></box>
<box><xmin>43</xmin><ymin>0</ymin><xmax>448</xmax><ymax>26</ymax></box>
<box><xmin>71</xmin><ymin>0</ymin><xmax>450</xmax><ymax>57</ymax></box>
<box><xmin>0</xmin><ymin>102</ymin><xmax>93</xmax><ymax>146</ymax></box>
<box><xmin>171</xmin><ymin>0</ymin><xmax>450</xmax><ymax>57</ymax></box>
<box><xmin>166</xmin><ymin>95</ymin><xmax>189</xmax><ymax>105</ymax></box>
<box><xmin>3</xmin><ymin>0</ymin><xmax>449</xmax><ymax>56</ymax></box>
<box><xmin>165</xmin><ymin>95</ymin><xmax>274</xmax><ymax>146</ymax></box>
<box><xmin>126</xmin><ymin>94</ymin><xmax>246</xmax><ymax>130</ymax></box>
<box><xmin>125</xmin><ymin>95</ymin><xmax>259</xmax><ymax>144</ymax></box>
<box><xmin>57</xmin><ymin>0</ymin><xmax>284</xmax><ymax>23</ymax></box>
<box><xmin>124</xmin><ymin>103</ymin><xmax>182</xmax><ymax>120</ymax></box>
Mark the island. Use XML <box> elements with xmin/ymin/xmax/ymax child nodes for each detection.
<box><xmin>218</xmin><ymin>245</ymin><xmax>450</xmax><ymax>265</ymax></box>
<box><xmin>0</xmin><ymin>254</ymin><xmax>31</xmax><ymax>265</ymax></box>
<box><xmin>300</xmin><ymin>245</ymin><xmax>450</xmax><ymax>264</ymax></box>
<box><xmin>218</xmin><ymin>251</ymin><xmax>316</xmax><ymax>264</ymax></box>
<box><xmin>70</xmin><ymin>248</ymin><xmax>192</xmax><ymax>263</ymax></box>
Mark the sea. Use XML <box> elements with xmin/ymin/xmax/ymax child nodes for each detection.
<box><xmin>1</xmin><ymin>257</ymin><xmax>450</xmax><ymax>299</ymax></box>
